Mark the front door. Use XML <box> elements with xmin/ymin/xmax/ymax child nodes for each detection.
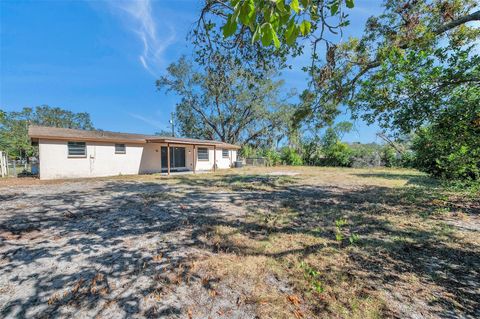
<box><xmin>161</xmin><ymin>147</ymin><xmax>186</xmax><ymax>171</ymax></box>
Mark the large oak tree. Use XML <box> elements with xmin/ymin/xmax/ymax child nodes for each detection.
<box><xmin>156</xmin><ymin>54</ymin><xmax>294</xmax><ymax>147</ymax></box>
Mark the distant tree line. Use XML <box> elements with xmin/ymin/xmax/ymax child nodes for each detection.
<box><xmin>0</xmin><ymin>105</ymin><xmax>94</xmax><ymax>159</ymax></box>
<box><xmin>238</xmin><ymin>121</ymin><xmax>414</xmax><ymax>170</ymax></box>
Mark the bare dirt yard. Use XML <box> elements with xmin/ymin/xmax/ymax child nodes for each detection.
<box><xmin>0</xmin><ymin>167</ymin><xmax>479</xmax><ymax>318</ymax></box>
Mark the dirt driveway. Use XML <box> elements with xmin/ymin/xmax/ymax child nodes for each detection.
<box><xmin>0</xmin><ymin>167</ymin><xmax>479</xmax><ymax>318</ymax></box>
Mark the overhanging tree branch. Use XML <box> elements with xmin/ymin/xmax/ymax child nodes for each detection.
<box><xmin>435</xmin><ymin>10</ymin><xmax>480</xmax><ymax>34</ymax></box>
<box><xmin>346</xmin><ymin>10</ymin><xmax>480</xmax><ymax>89</ymax></box>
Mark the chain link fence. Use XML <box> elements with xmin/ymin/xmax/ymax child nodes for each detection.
<box><xmin>0</xmin><ymin>152</ymin><xmax>38</xmax><ymax>178</ymax></box>
<box><xmin>244</xmin><ymin>157</ymin><xmax>267</xmax><ymax>166</ymax></box>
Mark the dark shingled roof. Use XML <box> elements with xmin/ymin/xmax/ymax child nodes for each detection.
<box><xmin>28</xmin><ymin>126</ymin><xmax>240</xmax><ymax>149</ymax></box>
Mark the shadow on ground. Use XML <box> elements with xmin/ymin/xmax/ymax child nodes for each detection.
<box><xmin>0</xmin><ymin>172</ymin><xmax>478</xmax><ymax>318</ymax></box>
<box><xmin>353</xmin><ymin>172</ymin><xmax>440</xmax><ymax>188</ymax></box>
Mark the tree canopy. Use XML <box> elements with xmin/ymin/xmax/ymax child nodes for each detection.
<box><xmin>299</xmin><ymin>0</ymin><xmax>479</xmax><ymax>179</ymax></box>
<box><xmin>193</xmin><ymin>0</ymin><xmax>480</xmax><ymax>180</ymax></box>
<box><xmin>196</xmin><ymin>0</ymin><xmax>480</xmax><ymax>130</ymax></box>
<box><xmin>156</xmin><ymin>54</ymin><xmax>294</xmax><ymax>147</ymax></box>
<box><xmin>298</xmin><ymin>0</ymin><xmax>480</xmax><ymax>132</ymax></box>
<box><xmin>195</xmin><ymin>0</ymin><xmax>355</xmax><ymax>69</ymax></box>
<box><xmin>0</xmin><ymin>105</ymin><xmax>94</xmax><ymax>158</ymax></box>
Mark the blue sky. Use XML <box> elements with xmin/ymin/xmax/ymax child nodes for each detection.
<box><xmin>1</xmin><ymin>0</ymin><xmax>384</xmax><ymax>143</ymax></box>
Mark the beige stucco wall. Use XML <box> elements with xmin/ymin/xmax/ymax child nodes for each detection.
<box><xmin>215</xmin><ymin>148</ymin><xmax>237</xmax><ymax>169</ymax></box>
<box><xmin>194</xmin><ymin>147</ymin><xmax>237</xmax><ymax>171</ymax></box>
<box><xmin>38</xmin><ymin>139</ymin><xmax>162</xmax><ymax>179</ymax></box>
<box><xmin>194</xmin><ymin>147</ymin><xmax>214</xmax><ymax>171</ymax></box>
<box><xmin>38</xmin><ymin>139</ymin><xmax>238</xmax><ymax>179</ymax></box>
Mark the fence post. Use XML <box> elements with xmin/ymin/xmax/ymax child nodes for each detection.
<box><xmin>0</xmin><ymin>151</ymin><xmax>4</xmax><ymax>177</ymax></box>
<box><xmin>13</xmin><ymin>160</ymin><xmax>17</xmax><ymax>177</ymax></box>
<box><xmin>6</xmin><ymin>152</ymin><xmax>9</xmax><ymax>177</ymax></box>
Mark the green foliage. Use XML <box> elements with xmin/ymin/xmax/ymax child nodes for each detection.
<box><xmin>281</xmin><ymin>147</ymin><xmax>303</xmax><ymax>165</ymax></box>
<box><xmin>300</xmin><ymin>137</ymin><xmax>322</xmax><ymax>165</ymax></box>
<box><xmin>399</xmin><ymin>151</ymin><xmax>415</xmax><ymax>168</ymax></box>
<box><xmin>335</xmin><ymin>231</ymin><xmax>343</xmax><ymax>242</ymax></box>
<box><xmin>348</xmin><ymin>234</ymin><xmax>360</xmax><ymax>245</ymax></box>
<box><xmin>349</xmin><ymin>143</ymin><xmax>382</xmax><ymax>168</ymax></box>
<box><xmin>332</xmin><ymin>143</ymin><xmax>407</xmax><ymax>168</ymax></box>
<box><xmin>442</xmin><ymin>179</ymin><xmax>480</xmax><ymax>198</ymax></box>
<box><xmin>216</xmin><ymin>0</ymin><xmax>355</xmax><ymax>48</ymax></box>
<box><xmin>296</xmin><ymin>0</ymin><xmax>480</xmax><ymax>134</ymax></box>
<box><xmin>323</xmin><ymin>141</ymin><xmax>351</xmax><ymax>167</ymax></box>
<box><xmin>296</xmin><ymin>125</ymin><xmax>409</xmax><ymax>169</ymax></box>
<box><xmin>195</xmin><ymin>1</ymin><xmax>479</xmax><ymax>181</ymax></box>
<box><xmin>335</xmin><ymin>218</ymin><xmax>347</xmax><ymax>228</ymax></box>
<box><xmin>290</xmin><ymin>0</ymin><xmax>480</xmax><ymax>181</ymax></box>
<box><xmin>356</xmin><ymin>44</ymin><xmax>480</xmax><ymax>136</ymax></box>
<box><xmin>157</xmin><ymin>55</ymin><xmax>294</xmax><ymax>145</ymax></box>
<box><xmin>321</xmin><ymin>122</ymin><xmax>352</xmax><ymax>148</ymax></box>
<box><xmin>193</xmin><ymin>0</ymin><xmax>355</xmax><ymax>85</ymax></box>
<box><xmin>382</xmin><ymin>146</ymin><xmax>397</xmax><ymax>168</ymax></box>
<box><xmin>0</xmin><ymin>106</ymin><xmax>94</xmax><ymax>159</ymax></box>
<box><xmin>300</xmin><ymin>261</ymin><xmax>324</xmax><ymax>294</ymax></box>
<box><xmin>263</xmin><ymin>149</ymin><xmax>282</xmax><ymax>166</ymax></box>
<box><xmin>334</xmin><ymin>218</ymin><xmax>359</xmax><ymax>245</ymax></box>
<box><xmin>302</xmin><ymin>123</ymin><xmax>405</xmax><ymax>168</ymax></box>
<box><xmin>412</xmin><ymin>90</ymin><xmax>480</xmax><ymax>180</ymax></box>
<box><xmin>240</xmin><ymin>144</ymin><xmax>258</xmax><ymax>158</ymax></box>
<box><xmin>333</xmin><ymin>121</ymin><xmax>353</xmax><ymax>139</ymax></box>
<box><xmin>297</xmin><ymin>132</ymin><xmax>408</xmax><ymax>169</ymax></box>
<box><xmin>334</xmin><ymin>218</ymin><xmax>346</xmax><ymax>242</ymax></box>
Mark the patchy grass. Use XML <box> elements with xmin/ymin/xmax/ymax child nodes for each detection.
<box><xmin>180</xmin><ymin>167</ymin><xmax>479</xmax><ymax>318</ymax></box>
<box><xmin>0</xmin><ymin>166</ymin><xmax>478</xmax><ymax>318</ymax></box>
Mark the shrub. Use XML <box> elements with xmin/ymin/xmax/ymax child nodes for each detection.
<box><xmin>399</xmin><ymin>151</ymin><xmax>415</xmax><ymax>168</ymax></box>
<box><xmin>349</xmin><ymin>143</ymin><xmax>382</xmax><ymax>167</ymax></box>
<box><xmin>413</xmin><ymin>128</ymin><xmax>480</xmax><ymax>180</ymax></box>
<box><xmin>381</xmin><ymin>146</ymin><xmax>397</xmax><ymax>167</ymax></box>
<box><xmin>301</xmin><ymin>138</ymin><xmax>322</xmax><ymax>166</ymax></box>
<box><xmin>240</xmin><ymin>145</ymin><xmax>257</xmax><ymax>158</ymax></box>
<box><xmin>412</xmin><ymin>98</ymin><xmax>480</xmax><ymax>180</ymax></box>
<box><xmin>263</xmin><ymin>149</ymin><xmax>282</xmax><ymax>166</ymax></box>
<box><xmin>281</xmin><ymin>147</ymin><xmax>303</xmax><ymax>166</ymax></box>
<box><xmin>322</xmin><ymin>142</ymin><xmax>352</xmax><ymax>167</ymax></box>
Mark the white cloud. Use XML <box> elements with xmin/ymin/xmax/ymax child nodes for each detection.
<box><xmin>128</xmin><ymin>112</ymin><xmax>165</xmax><ymax>130</ymax></box>
<box><xmin>107</xmin><ymin>0</ymin><xmax>176</xmax><ymax>77</ymax></box>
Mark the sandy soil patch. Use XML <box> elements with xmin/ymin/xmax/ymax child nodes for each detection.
<box><xmin>0</xmin><ymin>167</ymin><xmax>478</xmax><ymax>318</ymax></box>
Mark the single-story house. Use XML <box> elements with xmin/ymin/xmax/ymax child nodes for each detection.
<box><xmin>28</xmin><ymin>126</ymin><xmax>240</xmax><ymax>180</ymax></box>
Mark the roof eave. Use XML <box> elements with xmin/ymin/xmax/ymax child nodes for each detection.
<box><xmin>29</xmin><ymin>135</ymin><xmax>147</xmax><ymax>144</ymax></box>
<box><xmin>146</xmin><ymin>138</ymin><xmax>240</xmax><ymax>149</ymax></box>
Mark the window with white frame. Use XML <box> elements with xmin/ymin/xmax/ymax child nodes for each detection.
<box><xmin>197</xmin><ymin>147</ymin><xmax>209</xmax><ymax>161</ymax></box>
<box><xmin>68</xmin><ymin>142</ymin><xmax>86</xmax><ymax>157</ymax></box>
<box><xmin>115</xmin><ymin>144</ymin><xmax>126</xmax><ymax>154</ymax></box>
<box><xmin>222</xmin><ymin>149</ymin><xmax>229</xmax><ymax>158</ymax></box>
